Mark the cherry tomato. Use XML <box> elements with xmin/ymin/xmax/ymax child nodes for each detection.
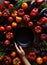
<box><xmin>4</xmin><ymin>40</ymin><xmax>10</xmax><ymax>45</ymax></box>
<box><xmin>28</xmin><ymin>21</ymin><xmax>33</xmax><ymax>27</ymax></box>
<box><xmin>35</xmin><ymin>0</ymin><xmax>45</xmax><ymax>5</ymax></box>
<box><xmin>12</xmin><ymin>22</ymin><xmax>17</xmax><ymax>28</ymax></box>
<box><xmin>30</xmin><ymin>8</ymin><xmax>38</xmax><ymax>17</ymax></box>
<box><xmin>11</xmin><ymin>11</ymin><xmax>17</xmax><ymax>17</ymax></box>
<box><xmin>36</xmin><ymin>57</ymin><xmax>43</xmax><ymax>64</ymax></box>
<box><xmin>28</xmin><ymin>52</ymin><xmax>36</xmax><ymax>61</ymax></box>
<box><xmin>6</xmin><ymin>32</ymin><xmax>14</xmax><ymax>40</ymax></box>
<box><xmin>0</xmin><ymin>26</ymin><xmax>5</xmax><ymax>32</ymax></box>
<box><xmin>2</xmin><ymin>9</ymin><xmax>10</xmax><ymax>18</ymax></box>
<box><xmin>23</xmin><ymin>15</ymin><xmax>30</xmax><ymax>22</ymax></box>
<box><xmin>13</xmin><ymin>57</ymin><xmax>21</xmax><ymax>65</ymax></box>
<box><xmin>17</xmin><ymin>8</ymin><xmax>25</xmax><ymax>16</ymax></box>
<box><xmin>0</xmin><ymin>57</ymin><xmax>2</xmax><ymax>61</ymax></box>
<box><xmin>8</xmin><ymin>4</ymin><xmax>14</xmax><ymax>9</ymax></box>
<box><xmin>6</xmin><ymin>25</ymin><xmax>12</xmax><ymax>31</ymax></box>
<box><xmin>3</xmin><ymin>1</ymin><xmax>9</xmax><ymax>7</ymax></box>
<box><xmin>43</xmin><ymin>56</ymin><xmax>47</xmax><ymax>62</ymax></box>
<box><xmin>22</xmin><ymin>2</ymin><xmax>28</xmax><ymax>10</ymax></box>
<box><xmin>4</xmin><ymin>56</ymin><xmax>12</xmax><ymax>65</ymax></box>
<box><xmin>16</xmin><ymin>16</ymin><xmax>22</xmax><ymax>23</ymax></box>
<box><xmin>0</xmin><ymin>11</ymin><xmax>2</xmax><ymax>17</ymax></box>
<box><xmin>34</xmin><ymin>26</ymin><xmax>42</xmax><ymax>34</ymax></box>
<box><xmin>11</xmin><ymin>51</ymin><xmax>16</xmax><ymax>58</ymax></box>
<box><xmin>8</xmin><ymin>17</ymin><xmax>13</xmax><ymax>22</ymax></box>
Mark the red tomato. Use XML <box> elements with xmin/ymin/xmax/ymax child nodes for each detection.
<box><xmin>23</xmin><ymin>14</ymin><xmax>30</xmax><ymax>22</ymax></box>
<box><xmin>28</xmin><ymin>22</ymin><xmax>33</xmax><ymax>27</ymax></box>
<box><xmin>35</xmin><ymin>0</ymin><xmax>45</xmax><ymax>5</ymax></box>
<box><xmin>28</xmin><ymin>52</ymin><xmax>36</xmax><ymax>61</ymax></box>
<box><xmin>6</xmin><ymin>25</ymin><xmax>12</xmax><ymax>31</ymax></box>
<box><xmin>0</xmin><ymin>57</ymin><xmax>2</xmax><ymax>61</ymax></box>
<box><xmin>4</xmin><ymin>56</ymin><xmax>12</xmax><ymax>65</ymax></box>
<box><xmin>3</xmin><ymin>1</ymin><xmax>9</xmax><ymax>7</ymax></box>
<box><xmin>34</xmin><ymin>26</ymin><xmax>42</xmax><ymax>34</ymax></box>
<box><xmin>0</xmin><ymin>26</ymin><xmax>5</xmax><ymax>32</ymax></box>
<box><xmin>4</xmin><ymin>40</ymin><xmax>10</xmax><ymax>45</ymax></box>
<box><xmin>8</xmin><ymin>17</ymin><xmax>13</xmax><ymax>22</ymax></box>
<box><xmin>30</xmin><ymin>8</ymin><xmax>38</xmax><ymax>17</ymax></box>
<box><xmin>43</xmin><ymin>56</ymin><xmax>47</xmax><ymax>62</ymax></box>
<box><xmin>8</xmin><ymin>4</ymin><xmax>14</xmax><ymax>9</ymax></box>
<box><xmin>11</xmin><ymin>51</ymin><xmax>16</xmax><ymax>58</ymax></box>
<box><xmin>6</xmin><ymin>32</ymin><xmax>14</xmax><ymax>40</ymax></box>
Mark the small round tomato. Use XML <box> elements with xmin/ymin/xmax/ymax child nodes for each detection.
<box><xmin>28</xmin><ymin>52</ymin><xmax>36</xmax><ymax>61</ymax></box>
<box><xmin>30</xmin><ymin>8</ymin><xmax>38</xmax><ymax>17</ymax></box>
<box><xmin>4</xmin><ymin>40</ymin><xmax>10</xmax><ymax>45</ymax></box>
<box><xmin>4</xmin><ymin>56</ymin><xmax>12</xmax><ymax>65</ymax></box>
<box><xmin>34</xmin><ymin>26</ymin><xmax>42</xmax><ymax>34</ymax></box>
<box><xmin>12</xmin><ymin>22</ymin><xmax>17</xmax><ymax>28</ymax></box>
<box><xmin>35</xmin><ymin>0</ymin><xmax>44</xmax><ymax>5</ymax></box>
<box><xmin>8</xmin><ymin>4</ymin><xmax>14</xmax><ymax>9</ymax></box>
<box><xmin>16</xmin><ymin>16</ymin><xmax>22</xmax><ymax>23</ymax></box>
<box><xmin>13</xmin><ymin>57</ymin><xmax>21</xmax><ymax>65</ymax></box>
<box><xmin>8</xmin><ymin>17</ymin><xmax>13</xmax><ymax>22</ymax></box>
<box><xmin>17</xmin><ymin>8</ymin><xmax>25</xmax><ymax>16</ymax></box>
<box><xmin>11</xmin><ymin>11</ymin><xmax>17</xmax><ymax>17</ymax></box>
<box><xmin>43</xmin><ymin>56</ymin><xmax>47</xmax><ymax>62</ymax></box>
<box><xmin>23</xmin><ymin>15</ymin><xmax>30</xmax><ymax>22</ymax></box>
<box><xmin>0</xmin><ymin>11</ymin><xmax>2</xmax><ymax>17</ymax></box>
<box><xmin>6</xmin><ymin>32</ymin><xmax>14</xmax><ymax>40</ymax></box>
<box><xmin>28</xmin><ymin>22</ymin><xmax>33</xmax><ymax>27</ymax></box>
<box><xmin>0</xmin><ymin>26</ymin><xmax>5</xmax><ymax>32</ymax></box>
<box><xmin>6</xmin><ymin>25</ymin><xmax>12</xmax><ymax>31</ymax></box>
<box><xmin>3</xmin><ymin>1</ymin><xmax>9</xmax><ymax>7</ymax></box>
<box><xmin>11</xmin><ymin>51</ymin><xmax>16</xmax><ymax>58</ymax></box>
<box><xmin>2</xmin><ymin>9</ymin><xmax>10</xmax><ymax>18</ymax></box>
<box><xmin>22</xmin><ymin>2</ymin><xmax>28</xmax><ymax>10</ymax></box>
<box><xmin>0</xmin><ymin>57</ymin><xmax>2</xmax><ymax>61</ymax></box>
<box><xmin>36</xmin><ymin>57</ymin><xmax>43</xmax><ymax>64</ymax></box>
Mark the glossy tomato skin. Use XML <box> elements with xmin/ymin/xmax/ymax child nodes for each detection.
<box><xmin>0</xmin><ymin>26</ymin><xmax>5</xmax><ymax>32</ymax></box>
<box><xmin>6</xmin><ymin>32</ymin><xmax>14</xmax><ymax>40</ymax></box>
<box><xmin>35</xmin><ymin>0</ymin><xmax>45</xmax><ymax>5</ymax></box>
<box><xmin>23</xmin><ymin>15</ymin><xmax>30</xmax><ymax>22</ymax></box>
<box><xmin>17</xmin><ymin>8</ymin><xmax>25</xmax><ymax>16</ymax></box>
<box><xmin>43</xmin><ymin>56</ymin><xmax>47</xmax><ymax>62</ymax></box>
<box><xmin>8</xmin><ymin>4</ymin><xmax>14</xmax><ymax>9</ymax></box>
<box><xmin>30</xmin><ymin>8</ymin><xmax>38</xmax><ymax>17</ymax></box>
<box><xmin>12</xmin><ymin>22</ymin><xmax>17</xmax><ymax>28</ymax></box>
<box><xmin>3</xmin><ymin>1</ymin><xmax>9</xmax><ymax>7</ymax></box>
<box><xmin>13</xmin><ymin>57</ymin><xmax>21</xmax><ymax>65</ymax></box>
<box><xmin>6</xmin><ymin>25</ymin><xmax>12</xmax><ymax>31</ymax></box>
<box><xmin>36</xmin><ymin>57</ymin><xmax>43</xmax><ymax>64</ymax></box>
<box><xmin>34</xmin><ymin>26</ymin><xmax>42</xmax><ymax>34</ymax></box>
<box><xmin>28</xmin><ymin>52</ymin><xmax>36</xmax><ymax>61</ymax></box>
<box><xmin>28</xmin><ymin>22</ymin><xmax>33</xmax><ymax>27</ymax></box>
<box><xmin>37</xmin><ymin>17</ymin><xmax>47</xmax><ymax>25</ymax></box>
<box><xmin>11</xmin><ymin>51</ymin><xmax>16</xmax><ymax>58</ymax></box>
<box><xmin>4</xmin><ymin>40</ymin><xmax>10</xmax><ymax>45</ymax></box>
<box><xmin>4</xmin><ymin>56</ymin><xmax>12</xmax><ymax>65</ymax></box>
<box><xmin>8</xmin><ymin>17</ymin><xmax>13</xmax><ymax>22</ymax></box>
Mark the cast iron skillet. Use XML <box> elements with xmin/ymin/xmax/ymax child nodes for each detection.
<box><xmin>14</xmin><ymin>27</ymin><xmax>34</xmax><ymax>47</ymax></box>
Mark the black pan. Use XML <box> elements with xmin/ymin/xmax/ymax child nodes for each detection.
<box><xmin>14</xmin><ymin>27</ymin><xmax>34</xmax><ymax>47</ymax></box>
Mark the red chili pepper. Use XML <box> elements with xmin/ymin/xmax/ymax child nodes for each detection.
<box><xmin>28</xmin><ymin>52</ymin><xmax>36</xmax><ymax>61</ymax></box>
<box><xmin>37</xmin><ymin>17</ymin><xmax>47</xmax><ymax>25</ymax></box>
<box><xmin>30</xmin><ymin>8</ymin><xmax>38</xmax><ymax>17</ymax></box>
